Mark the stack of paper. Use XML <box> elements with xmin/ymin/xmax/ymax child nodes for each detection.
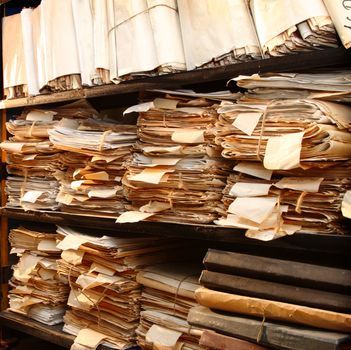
<box><xmin>250</xmin><ymin>0</ymin><xmax>338</xmax><ymax>56</ymax></box>
<box><xmin>8</xmin><ymin>226</ymin><xmax>69</xmax><ymax>325</ymax></box>
<box><xmin>56</xmin><ymin>226</ymin><xmax>185</xmax><ymax>350</ymax></box>
<box><xmin>136</xmin><ymin>263</ymin><xmax>205</xmax><ymax>350</ymax></box>
<box><xmin>177</xmin><ymin>0</ymin><xmax>262</xmax><ymax>70</ymax></box>
<box><xmin>118</xmin><ymin>95</ymin><xmax>233</xmax><ymax>224</ymax></box>
<box><xmin>2</xmin><ymin>12</ymin><xmax>27</xmax><ymax>99</ymax></box>
<box><xmin>1</xmin><ymin>101</ymin><xmax>98</xmax><ymax>211</ymax></box>
<box><xmin>48</xmin><ymin>118</ymin><xmax>137</xmax><ymax>216</ymax></box>
<box><xmin>215</xmin><ymin>72</ymin><xmax>351</xmax><ymax>240</ymax></box>
<box><xmin>233</xmin><ymin>71</ymin><xmax>351</xmax><ymax>103</ymax></box>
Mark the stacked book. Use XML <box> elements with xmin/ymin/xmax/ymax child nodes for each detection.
<box><xmin>48</xmin><ymin>118</ymin><xmax>137</xmax><ymax>217</ymax></box>
<box><xmin>215</xmin><ymin>71</ymin><xmax>351</xmax><ymax>240</ymax></box>
<box><xmin>56</xmin><ymin>226</ymin><xmax>187</xmax><ymax>349</ymax></box>
<box><xmin>8</xmin><ymin>226</ymin><xmax>69</xmax><ymax>325</ymax></box>
<box><xmin>0</xmin><ymin>101</ymin><xmax>96</xmax><ymax>212</ymax></box>
<box><xmin>188</xmin><ymin>249</ymin><xmax>351</xmax><ymax>350</ymax></box>
<box><xmin>136</xmin><ymin>263</ymin><xmax>205</xmax><ymax>350</ymax></box>
<box><xmin>118</xmin><ymin>93</ymin><xmax>233</xmax><ymax>224</ymax></box>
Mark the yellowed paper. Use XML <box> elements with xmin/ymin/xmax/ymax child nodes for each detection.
<box><xmin>129</xmin><ymin>167</ymin><xmax>174</xmax><ymax>184</ymax></box>
<box><xmin>71</xmin><ymin>180</ymin><xmax>85</xmax><ymax>190</ymax></box>
<box><xmin>140</xmin><ymin>201</ymin><xmax>171</xmax><ymax>213</ymax></box>
<box><xmin>75</xmin><ymin>328</ymin><xmax>107</xmax><ymax>348</ymax></box>
<box><xmin>146</xmin><ymin>157</ymin><xmax>182</xmax><ymax>166</ymax></box>
<box><xmin>234</xmin><ymin>162</ymin><xmax>272</xmax><ymax>180</ymax></box>
<box><xmin>233</xmin><ymin>112</ymin><xmax>262</xmax><ymax>136</ymax></box>
<box><xmin>264</xmin><ymin>132</ymin><xmax>304</xmax><ymax>170</ymax></box>
<box><xmin>123</xmin><ymin>101</ymin><xmax>154</xmax><ymax>115</ymax></box>
<box><xmin>229</xmin><ymin>183</ymin><xmax>271</xmax><ymax>197</ymax></box>
<box><xmin>228</xmin><ymin>197</ymin><xmax>278</xmax><ymax>224</ymax></box>
<box><xmin>21</xmin><ymin>190</ymin><xmax>44</xmax><ymax>203</ymax></box>
<box><xmin>84</xmin><ymin>171</ymin><xmax>109</xmax><ymax>181</ymax></box>
<box><xmin>171</xmin><ymin>129</ymin><xmax>205</xmax><ymax>144</ymax></box>
<box><xmin>22</xmin><ymin>154</ymin><xmax>37</xmax><ymax>160</ymax></box>
<box><xmin>61</xmin><ymin>249</ymin><xmax>85</xmax><ymax>266</ymax></box>
<box><xmin>89</xmin><ymin>262</ymin><xmax>115</xmax><ymax>276</ymax></box>
<box><xmin>153</xmin><ymin>98</ymin><xmax>179</xmax><ymax>110</ymax></box>
<box><xmin>146</xmin><ymin>325</ymin><xmax>182</xmax><ymax>349</ymax></box>
<box><xmin>91</xmin><ymin>155</ymin><xmax>120</xmax><ymax>163</ymax></box>
<box><xmin>274</xmin><ymin>177</ymin><xmax>323</xmax><ymax>192</ymax></box>
<box><xmin>56</xmin><ymin>192</ymin><xmax>74</xmax><ymax>205</ymax></box>
<box><xmin>341</xmin><ymin>190</ymin><xmax>351</xmax><ymax>219</ymax></box>
<box><xmin>116</xmin><ymin>211</ymin><xmax>154</xmax><ymax>223</ymax></box>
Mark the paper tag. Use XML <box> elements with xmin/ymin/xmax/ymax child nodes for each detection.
<box><xmin>129</xmin><ymin>167</ymin><xmax>173</xmax><ymax>184</ymax></box>
<box><xmin>26</xmin><ymin>110</ymin><xmax>56</xmax><ymax>122</ymax></box>
<box><xmin>21</xmin><ymin>190</ymin><xmax>44</xmax><ymax>203</ymax></box>
<box><xmin>146</xmin><ymin>325</ymin><xmax>182</xmax><ymax>349</ymax></box>
<box><xmin>171</xmin><ymin>129</ymin><xmax>205</xmax><ymax>144</ymax></box>
<box><xmin>274</xmin><ymin>177</ymin><xmax>323</xmax><ymax>192</ymax></box>
<box><xmin>234</xmin><ymin>162</ymin><xmax>273</xmax><ymax>180</ymax></box>
<box><xmin>61</xmin><ymin>249</ymin><xmax>85</xmax><ymax>265</ymax></box>
<box><xmin>229</xmin><ymin>183</ymin><xmax>271</xmax><ymax>197</ymax></box>
<box><xmin>228</xmin><ymin>197</ymin><xmax>278</xmax><ymax>224</ymax></box>
<box><xmin>153</xmin><ymin>98</ymin><xmax>179</xmax><ymax>110</ymax></box>
<box><xmin>57</xmin><ymin>235</ymin><xmax>89</xmax><ymax>251</ymax></box>
<box><xmin>233</xmin><ymin>112</ymin><xmax>263</xmax><ymax>136</ymax></box>
<box><xmin>264</xmin><ymin>132</ymin><xmax>304</xmax><ymax>170</ymax></box>
<box><xmin>116</xmin><ymin>211</ymin><xmax>154</xmax><ymax>223</ymax></box>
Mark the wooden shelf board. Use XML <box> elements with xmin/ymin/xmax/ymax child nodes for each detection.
<box><xmin>1</xmin><ymin>47</ymin><xmax>350</xmax><ymax>110</ymax></box>
<box><xmin>2</xmin><ymin>207</ymin><xmax>351</xmax><ymax>255</ymax></box>
<box><xmin>0</xmin><ymin>310</ymin><xmax>74</xmax><ymax>348</ymax></box>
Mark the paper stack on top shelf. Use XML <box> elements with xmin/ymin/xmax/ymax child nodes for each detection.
<box><xmin>250</xmin><ymin>0</ymin><xmax>338</xmax><ymax>56</ymax></box>
<box><xmin>48</xmin><ymin>118</ymin><xmax>137</xmax><ymax>217</ymax></box>
<box><xmin>215</xmin><ymin>71</ymin><xmax>351</xmax><ymax>240</ymax></box>
<box><xmin>118</xmin><ymin>92</ymin><xmax>234</xmax><ymax>225</ymax></box>
<box><xmin>136</xmin><ymin>263</ymin><xmax>205</xmax><ymax>350</ymax></box>
<box><xmin>8</xmin><ymin>226</ymin><xmax>69</xmax><ymax>325</ymax></box>
<box><xmin>0</xmin><ymin>100</ymin><xmax>97</xmax><ymax>212</ymax></box>
<box><xmin>56</xmin><ymin>226</ymin><xmax>188</xmax><ymax>350</ymax></box>
<box><xmin>187</xmin><ymin>249</ymin><xmax>351</xmax><ymax>350</ymax></box>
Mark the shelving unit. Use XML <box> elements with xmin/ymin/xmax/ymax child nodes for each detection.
<box><xmin>0</xmin><ymin>45</ymin><xmax>350</xmax><ymax>347</ymax></box>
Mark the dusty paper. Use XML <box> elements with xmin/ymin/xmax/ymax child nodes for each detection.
<box><xmin>264</xmin><ymin>132</ymin><xmax>304</xmax><ymax>170</ymax></box>
<box><xmin>195</xmin><ymin>287</ymin><xmax>351</xmax><ymax>332</ymax></box>
<box><xmin>129</xmin><ymin>167</ymin><xmax>174</xmax><ymax>184</ymax></box>
<box><xmin>57</xmin><ymin>235</ymin><xmax>89</xmax><ymax>251</ymax></box>
<box><xmin>74</xmin><ymin>328</ymin><xmax>107</xmax><ymax>348</ymax></box>
<box><xmin>61</xmin><ymin>249</ymin><xmax>85</xmax><ymax>266</ymax></box>
<box><xmin>323</xmin><ymin>0</ymin><xmax>351</xmax><ymax>48</ymax></box>
<box><xmin>20</xmin><ymin>191</ymin><xmax>44</xmax><ymax>204</ymax></box>
<box><xmin>153</xmin><ymin>98</ymin><xmax>179</xmax><ymax>110</ymax></box>
<box><xmin>116</xmin><ymin>211</ymin><xmax>154</xmax><ymax>223</ymax></box>
<box><xmin>341</xmin><ymin>190</ymin><xmax>351</xmax><ymax>219</ymax></box>
<box><xmin>228</xmin><ymin>197</ymin><xmax>277</xmax><ymax>224</ymax></box>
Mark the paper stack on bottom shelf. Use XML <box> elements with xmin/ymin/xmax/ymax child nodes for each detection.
<box><xmin>187</xmin><ymin>249</ymin><xmax>351</xmax><ymax>350</ymax></box>
<box><xmin>56</xmin><ymin>226</ymin><xmax>191</xmax><ymax>350</ymax></box>
<box><xmin>8</xmin><ymin>226</ymin><xmax>69</xmax><ymax>325</ymax></box>
<box><xmin>136</xmin><ymin>263</ymin><xmax>205</xmax><ymax>350</ymax></box>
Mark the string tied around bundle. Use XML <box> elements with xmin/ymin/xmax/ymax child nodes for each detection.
<box><xmin>256</xmin><ymin>314</ymin><xmax>266</xmax><ymax>344</ymax></box>
<box><xmin>98</xmin><ymin>130</ymin><xmax>112</xmax><ymax>152</ymax></box>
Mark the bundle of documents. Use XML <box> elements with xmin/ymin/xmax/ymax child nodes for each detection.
<box><xmin>214</xmin><ymin>71</ymin><xmax>351</xmax><ymax>239</ymax></box>
<box><xmin>186</xmin><ymin>249</ymin><xmax>351</xmax><ymax>350</ymax></box>
<box><xmin>233</xmin><ymin>71</ymin><xmax>351</xmax><ymax>103</ymax></box>
<box><xmin>118</xmin><ymin>95</ymin><xmax>233</xmax><ymax>224</ymax></box>
<box><xmin>56</xmin><ymin>226</ymin><xmax>186</xmax><ymax>350</ymax></box>
<box><xmin>1</xmin><ymin>101</ymin><xmax>98</xmax><ymax>211</ymax></box>
<box><xmin>250</xmin><ymin>0</ymin><xmax>338</xmax><ymax>56</ymax></box>
<box><xmin>48</xmin><ymin>118</ymin><xmax>137</xmax><ymax>216</ymax></box>
<box><xmin>177</xmin><ymin>0</ymin><xmax>262</xmax><ymax>70</ymax></box>
<box><xmin>8</xmin><ymin>226</ymin><xmax>69</xmax><ymax>325</ymax></box>
<box><xmin>136</xmin><ymin>263</ymin><xmax>205</xmax><ymax>350</ymax></box>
